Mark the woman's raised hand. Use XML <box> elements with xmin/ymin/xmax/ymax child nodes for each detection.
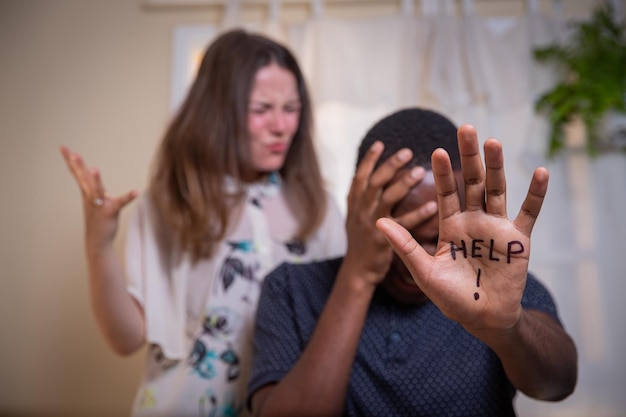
<box><xmin>60</xmin><ymin>146</ymin><xmax>137</xmax><ymax>250</ymax></box>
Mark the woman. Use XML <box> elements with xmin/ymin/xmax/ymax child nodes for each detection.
<box><xmin>61</xmin><ymin>29</ymin><xmax>346</xmax><ymax>416</ymax></box>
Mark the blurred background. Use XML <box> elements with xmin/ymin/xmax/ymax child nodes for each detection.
<box><xmin>1</xmin><ymin>0</ymin><xmax>625</xmax><ymax>416</ymax></box>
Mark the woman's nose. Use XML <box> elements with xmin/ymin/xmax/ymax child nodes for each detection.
<box><xmin>270</xmin><ymin>110</ymin><xmax>287</xmax><ymax>132</ymax></box>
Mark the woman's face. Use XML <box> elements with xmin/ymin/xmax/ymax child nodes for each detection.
<box><xmin>246</xmin><ymin>62</ymin><xmax>301</xmax><ymax>179</ymax></box>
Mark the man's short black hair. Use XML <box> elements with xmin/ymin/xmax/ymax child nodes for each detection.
<box><xmin>357</xmin><ymin>108</ymin><xmax>461</xmax><ymax>171</ymax></box>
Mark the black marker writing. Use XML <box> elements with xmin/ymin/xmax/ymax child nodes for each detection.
<box><xmin>488</xmin><ymin>239</ymin><xmax>499</xmax><ymax>261</ymax></box>
<box><xmin>449</xmin><ymin>239</ymin><xmax>524</xmax><ymax>264</ymax></box>
<box><xmin>471</xmin><ymin>240</ymin><xmax>483</xmax><ymax>258</ymax></box>
<box><xmin>507</xmin><ymin>241</ymin><xmax>524</xmax><ymax>263</ymax></box>
<box><xmin>449</xmin><ymin>240</ymin><xmax>467</xmax><ymax>260</ymax></box>
<box><xmin>474</xmin><ymin>268</ymin><xmax>481</xmax><ymax>300</ymax></box>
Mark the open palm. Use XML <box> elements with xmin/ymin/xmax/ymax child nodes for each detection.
<box><xmin>60</xmin><ymin>146</ymin><xmax>137</xmax><ymax>249</ymax></box>
<box><xmin>377</xmin><ymin>125</ymin><xmax>549</xmax><ymax>332</ymax></box>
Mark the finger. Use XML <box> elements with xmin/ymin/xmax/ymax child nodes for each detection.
<box><xmin>376</xmin><ymin>217</ymin><xmax>431</xmax><ymax>281</ymax></box>
<box><xmin>59</xmin><ymin>145</ymin><xmax>73</xmax><ymax>169</ymax></box>
<box><xmin>91</xmin><ymin>168</ymin><xmax>107</xmax><ymax>199</ymax></box>
<box><xmin>458</xmin><ymin>125</ymin><xmax>485</xmax><ymax>212</ymax></box>
<box><xmin>364</xmin><ymin>148</ymin><xmax>413</xmax><ymax>211</ymax></box>
<box><xmin>368</xmin><ymin>147</ymin><xmax>413</xmax><ymax>188</ymax></box>
<box><xmin>115</xmin><ymin>189</ymin><xmax>139</xmax><ymax>210</ymax></box>
<box><xmin>431</xmin><ymin>148</ymin><xmax>461</xmax><ymax>220</ymax></box>
<box><xmin>377</xmin><ymin>166</ymin><xmax>425</xmax><ymax>215</ymax></box>
<box><xmin>349</xmin><ymin>141</ymin><xmax>384</xmax><ymax>204</ymax></box>
<box><xmin>60</xmin><ymin>146</ymin><xmax>93</xmax><ymax>196</ymax></box>
<box><xmin>484</xmin><ymin>138</ymin><xmax>507</xmax><ymax>218</ymax></box>
<box><xmin>393</xmin><ymin>200</ymin><xmax>438</xmax><ymax>231</ymax></box>
<box><xmin>60</xmin><ymin>145</ymin><xmax>81</xmax><ymax>181</ymax></box>
<box><xmin>514</xmin><ymin>167</ymin><xmax>549</xmax><ymax>237</ymax></box>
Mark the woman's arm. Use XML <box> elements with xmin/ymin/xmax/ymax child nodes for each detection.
<box><xmin>61</xmin><ymin>146</ymin><xmax>145</xmax><ymax>356</ymax></box>
<box><xmin>85</xmin><ymin>241</ymin><xmax>146</xmax><ymax>356</ymax></box>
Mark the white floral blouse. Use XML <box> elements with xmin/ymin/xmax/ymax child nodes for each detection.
<box><xmin>125</xmin><ymin>174</ymin><xmax>346</xmax><ymax>417</ymax></box>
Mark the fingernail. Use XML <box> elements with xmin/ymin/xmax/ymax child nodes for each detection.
<box><xmin>410</xmin><ymin>166</ymin><xmax>424</xmax><ymax>179</ymax></box>
<box><xmin>370</xmin><ymin>141</ymin><xmax>383</xmax><ymax>152</ymax></box>
<box><xmin>397</xmin><ymin>149</ymin><xmax>411</xmax><ymax>161</ymax></box>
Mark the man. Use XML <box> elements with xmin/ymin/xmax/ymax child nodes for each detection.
<box><xmin>247</xmin><ymin>108</ymin><xmax>577</xmax><ymax>416</ymax></box>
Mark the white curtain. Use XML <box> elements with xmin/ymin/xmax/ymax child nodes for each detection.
<box><xmin>172</xmin><ymin>1</ymin><xmax>626</xmax><ymax>415</ymax></box>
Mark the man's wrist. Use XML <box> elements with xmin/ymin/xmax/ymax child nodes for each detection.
<box><xmin>464</xmin><ymin>307</ymin><xmax>524</xmax><ymax>349</ymax></box>
<box><xmin>337</xmin><ymin>259</ymin><xmax>380</xmax><ymax>298</ymax></box>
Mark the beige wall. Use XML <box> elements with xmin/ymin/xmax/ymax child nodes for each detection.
<box><xmin>0</xmin><ymin>2</ymin><xmax>213</xmax><ymax>416</ymax></box>
<box><xmin>0</xmin><ymin>1</ymin><xmax>599</xmax><ymax>416</ymax></box>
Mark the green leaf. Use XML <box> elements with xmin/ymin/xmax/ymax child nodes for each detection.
<box><xmin>533</xmin><ymin>2</ymin><xmax>626</xmax><ymax>157</ymax></box>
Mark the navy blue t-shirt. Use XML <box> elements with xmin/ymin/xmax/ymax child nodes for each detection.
<box><xmin>249</xmin><ymin>257</ymin><xmax>560</xmax><ymax>417</ymax></box>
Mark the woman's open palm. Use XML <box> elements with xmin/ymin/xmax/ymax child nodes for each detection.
<box><xmin>60</xmin><ymin>146</ymin><xmax>137</xmax><ymax>249</ymax></box>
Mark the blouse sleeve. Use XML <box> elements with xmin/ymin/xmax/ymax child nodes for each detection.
<box><xmin>124</xmin><ymin>194</ymin><xmax>191</xmax><ymax>360</ymax></box>
<box><xmin>314</xmin><ymin>192</ymin><xmax>347</xmax><ymax>259</ymax></box>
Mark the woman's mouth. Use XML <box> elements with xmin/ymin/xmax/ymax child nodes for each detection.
<box><xmin>268</xmin><ymin>142</ymin><xmax>287</xmax><ymax>153</ymax></box>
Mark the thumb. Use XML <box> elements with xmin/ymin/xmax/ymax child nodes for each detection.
<box><xmin>118</xmin><ymin>189</ymin><xmax>139</xmax><ymax>208</ymax></box>
<box><xmin>375</xmin><ymin>217</ymin><xmax>430</xmax><ymax>280</ymax></box>
<box><xmin>375</xmin><ymin>217</ymin><xmax>420</xmax><ymax>256</ymax></box>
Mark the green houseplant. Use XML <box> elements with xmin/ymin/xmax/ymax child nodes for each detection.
<box><xmin>533</xmin><ymin>2</ymin><xmax>626</xmax><ymax>156</ymax></box>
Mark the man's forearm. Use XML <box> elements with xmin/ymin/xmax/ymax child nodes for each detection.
<box><xmin>254</xmin><ymin>263</ymin><xmax>375</xmax><ymax>417</ymax></box>
<box><xmin>469</xmin><ymin>309</ymin><xmax>577</xmax><ymax>401</ymax></box>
